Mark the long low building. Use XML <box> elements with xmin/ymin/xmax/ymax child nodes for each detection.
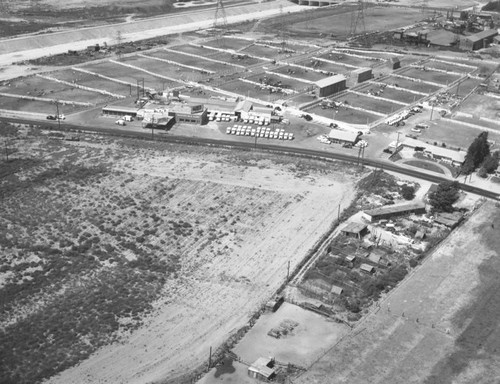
<box><xmin>328</xmin><ymin>129</ymin><xmax>361</xmax><ymax>145</ymax></box>
<box><xmin>316</xmin><ymin>74</ymin><xmax>347</xmax><ymax>98</ymax></box>
<box><xmin>401</xmin><ymin>137</ymin><xmax>466</xmax><ymax>166</ymax></box>
<box><xmin>102</xmin><ymin>105</ymin><xmax>140</xmax><ymax>117</ymax></box>
<box><xmin>363</xmin><ymin>202</ymin><xmax>427</xmax><ymax>222</ymax></box>
<box><xmin>459</xmin><ymin>29</ymin><xmax>498</xmax><ymax>51</ymax></box>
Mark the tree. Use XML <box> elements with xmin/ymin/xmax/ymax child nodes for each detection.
<box><xmin>428</xmin><ymin>181</ymin><xmax>460</xmax><ymax>213</ymax></box>
<box><xmin>461</xmin><ymin>131</ymin><xmax>490</xmax><ymax>174</ymax></box>
<box><xmin>400</xmin><ymin>184</ymin><xmax>415</xmax><ymax>200</ymax></box>
<box><xmin>479</xmin><ymin>151</ymin><xmax>500</xmax><ymax>174</ymax></box>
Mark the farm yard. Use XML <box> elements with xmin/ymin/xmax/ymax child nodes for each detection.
<box><xmin>296</xmin><ymin>201</ymin><xmax>500</xmax><ymax>384</ymax></box>
<box><xmin>0</xmin><ymin>131</ymin><xmax>359</xmax><ymax>384</ymax></box>
<box><xmin>380</xmin><ymin>76</ymin><xmax>443</xmax><ymax>94</ymax></box>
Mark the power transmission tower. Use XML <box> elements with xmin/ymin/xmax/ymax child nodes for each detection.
<box><xmin>213</xmin><ymin>0</ymin><xmax>227</xmax><ymax>47</ymax></box>
<box><xmin>349</xmin><ymin>0</ymin><xmax>366</xmax><ymax>37</ymax></box>
<box><xmin>421</xmin><ymin>0</ymin><xmax>429</xmax><ymax>14</ymax></box>
<box><xmin>279</xmin><ymin>4</ymin><xmax>288</xmax><ymax>53</ymax></box>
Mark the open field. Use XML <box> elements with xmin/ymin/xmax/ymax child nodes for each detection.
<box><xmin>418</xmin><ymin>119</ymin><xmax>500</xmax><ymax>150</ymax></box>
<box><xmin>0</xmin><ymin>132</ymin><xmax>358</xmax><ymax>384</ymax></box>
<box><xmin>202</xmin><ymin>37</ymin><xmax>254</xmax><ymax>51</ymax></box>
<box><xmin>400</xmin><ymin>67</ymin><xmax>462</xmax><ymax>86</ymax></box>
<box><xmin>380</xmin><ymin>76</ymin><xmax>442</xmax><ymax>94</ymax></box>
<box><xmin>169</xmin><ymin>44</ymin><xmax>265</xmax><ymax>66</ymax></box>
<box><xmin>296</xmin><ymin>201</ymin><xmax>500</xmax><ymax>384</ymax></box>
<box><xmin>309</xmin><ymin>105</ymin><xmax>381</xmax><ymax>125</ymax></box>
<box><xmin>335</xmin><ymin>92</ymin><xmax>404</xmax><ymax>116</ymax></box>
<box><xmin>425</xmin><ymin>60</ymin><xmax>475</xmax><ymax>75</ymax></box>
<box><xmin>282</xmin><ymin>6</ymin><xmax>427</xmax><ymax>38</ymax></box>
<box><xmin>240</xmin><ymin>44</ymin><xmax>282</xmax><ymax>59</ymax></box>
<box><xmin>458</xmin><ymin>93</ymin><xmax>500</xmax><ymax>121</ymax></box>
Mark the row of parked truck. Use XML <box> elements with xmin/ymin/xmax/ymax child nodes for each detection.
<box><xmin>226</xmin><ymin>125</ymin><xmax>294</xmax><ymax>140</ymax></box>
<box><xmin>209</xmin><ymin>112</ymin><xmax>271</xmax><ymax>126</ymax></box>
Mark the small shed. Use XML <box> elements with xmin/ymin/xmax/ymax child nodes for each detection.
<box><xmin>434</xmin><ymin>212</ymin><xmax>464</xmax><ymax>229</ymax></box>
<box><xmin>415</xmin><ymin>229</ymin><xmax>426</xmax><ymax>240</ymax></box>
<box><xmin>330</xmin><ymin>285</ymin><xmax>344</xmax><ymax>295</ymax></box>
<box><xmin>390</xmin><ymin>57</ymin><xmax>401</xmax><ymax>70</ymax></box>
<box><xmin>248</xmin><ymin>357</ymin><xmax>276</xmax><ymax>381</ymax></box>
<box><xmin>341</xmin><ymin>222</ymin><xmax>368</xmax><ymax>239</ymax></box>
<box><xmin>360</xmin><ymin>263</ymin><xmax>375</xmax><ymax>274</ymax></box>
<box><xmin>265</xmin><ymin>296</ymin><xmax>285</xmax><ymax>312</ymax></box>
<box><xmin>368</xmin><ymin>253</ymin><xmax>381</xmax><ymax>264</ymax></box>
<box><xmin>346</xmin><ymin>255</ymin><xmax>356</xmax><ymax>262</ymax></box>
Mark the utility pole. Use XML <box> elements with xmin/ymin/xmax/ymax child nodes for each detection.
<box><xmin>4</xmin><ymin>139</ymin><xmax>9</xmax><ymax>162</ymax></box>
<box><xmin>55</xmin><ymin>101</ymin><xmax>61</xmax><ymax>131</ymax></box>
<box><xmin>338</xmin><ymin>204</ymin><xmax>341</xmax><ymax>221</ymax></box>
<box><xmin>430</xmin><ymin>103</ymin><xmax>435</xmax><ymax>120</ymax></box>
<box><xmin>287</xmin><ymin>260</ymin><xmax>290</xmax><ymax>282</ymax></box>
<box><xmin>208</xmin><ymin>346</ymin><xmax>212</xmax><ymax>371</ymax></box>
<box><xmin>395</xmin><ymin>131</ymin><xmax>402</xmax><ymax>150</ymax></box>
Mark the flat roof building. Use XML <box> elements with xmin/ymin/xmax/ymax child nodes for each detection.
<box><xmin>315</xmin><ymin>74</ymin><xmax>347</xmax><ymax>98</ymax></box>
<box><xmin>248</xmin><ymin>357</ymin><xmax>276</xmax><ymax>381</ymax></box>
<box><xmin>102</xmin><ymin>105</ymin><xmax>139</xmax><ymax>117</ymax></box>
<box><xmin>401</xmin><ymin>138</ymin><xmax>466</xmax><ymax>166</ymax></box>
<box><xmin>328</xmin><ymin>129</ymin><xmax>361</xmax><ymax>145</ymax></box>
<box><xmin>363</xmin><ymin>202</ymin><xmax>427</xmax><ymax>222</ymax></box>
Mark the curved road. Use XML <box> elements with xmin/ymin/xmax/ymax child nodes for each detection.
<box><xmin>3</xmin><ymin>116</ymin><xmax>499</xmax><ymax>201</ymax></box>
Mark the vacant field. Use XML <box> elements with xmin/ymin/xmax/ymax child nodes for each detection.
<box><xmin>335</xmin><ymin>92</ymin><xmax>403</xmax><ymax>116</ymax></box>
<box><xmin>381</xmin><ymin>76</ymin><xmax>442</xmax><ymax>94</ymax></box>
<box><xmin>203</xmin><ymin>37</ymin><xmax>253</xmax><ymax>51</ymax></box>
<box><xmin>419</xmin><ymin>119</ymin><xmax>500</xmax><ymax>150</ymax></box>
<box><xmin>400</xmin><ymin>67</ymin><xmax>462</xmax><ymax>86</ymax></box>
<box><xmin>357</xmin><ymin>83</ymin><xmax>421</xmax><ymax>104</ymax></box>
<box><xmin>296</xmin><ymin>201</ymin><xmax>500</xmax><ymax>384</ymax></box>
<box><xmin>0</xmin><ymin>132</ymin><xmax>359</xmax><ymax>384</ymax></box>
<box><xmin>309</xmin><ymin>105</ymin><xmax>381</xmax><ymax>125</ymax></box>
<box><xmin>458</xmin><ymin>93</ymin><xmax>500</xmax><ymax>121</ymax></box>
<box><xmin>287</xmin><ymin>6</ymin><xmax>427</xmax><ymax>37</ymax></box>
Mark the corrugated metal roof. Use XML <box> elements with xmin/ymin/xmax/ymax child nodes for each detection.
<box><xmin>328</xmin><ymin>129</ymin><xmax>359</xmax><ymax>143</ymax></box>
<box><xmin>463</xmin><ymin>29</ymin><xmax>498</xmax><ymax>43</ymax></box>
<box><xmin>364</xmin><ymin>202</ymin><xmax>427</xmax><ymax>217</ymax></box>
<box><xmin>315</xmin><ymin>74</ymin><xmax>346</xmax><ymax>88</ymax></box>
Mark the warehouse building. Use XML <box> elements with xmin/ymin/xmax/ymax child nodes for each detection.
<box><xmin>401</xmin><ymin>138</ymin><xmax>466</xmax><ymax>166</ymax></box>
<box><xmin>169</xmin><ymin>103</ymin><xmax>207</xmax><ymax>124</ymax></box>
<box><xmin>328</xmin><ymin>129</ymin><xmax>361</xmax><ymax>145</ymax></box>
<box><xmin>390</xmin><ymin>57</ymin><xmax>401</xmax><ymax>70</ymax></box>
<box><xmin>352</xmin><ymin>68</ymin><xmax>373</xmax><ymax>84</ymax></box>
<box><xmin>459</xmin><ymin>29</ymin><xmax>498</xmax><ymax>51</ymax></box>
<box><xmin>102</xmin><ymin>105</ymin><xmax>139</xmax><ymax>117</ymax></box>
<box><xmin>363</xmin><ymin>202</ymin><xmax>427</xmax><ymax>222</ymax></box>
<box><xmin>315</xmin><ymin>74</ymin><xmax>347</xmax><ymax>97</ymax></box>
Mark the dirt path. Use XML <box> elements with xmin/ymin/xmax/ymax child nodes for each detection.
<box><xmin>296</xmin><ymin>200</ymin><xmax>500</xmax><ymax>384</ymax></box>
<box><xmin>44</xmin><ymin>144</ymin><xmax>357</xmax><ymax>384</ymax></box>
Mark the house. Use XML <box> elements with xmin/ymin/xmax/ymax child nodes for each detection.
<box><xmin>346</xmin><ymin>255</ymin><xmax>356</xmax><ymax>262</ymax></box>
<box><xmin>360</xmin><ymin>263</ymin><xmax>374</xmax><ymax>274</ymax></box>
<box><xmin>363</xmin><ymin>202</ymin><xmax>427</xmax><ymax>222</ymax></box>
<box><xmin>368</xmin><ymin>253</ymin><xmax>381</xmax><ymax>264</ymax></box>
<box><xmin>248</xmin><ymin>357</ymin><xmax>276</xmax><ymax>381</ymax></box>
<box><xmin>341</xmin><ymin>222</ymin><xmax>369</xmax><ymax>239</ymax></box>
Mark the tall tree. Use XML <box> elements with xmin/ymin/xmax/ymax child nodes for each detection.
<box><xmin>461</xmin><ymin>131</ymin><xmax>490</xmax><ymax>174</ymax></box>
<box><xmin>428</xmin><ymin>181</ymin><xmax>460</xmax><ymax>213</ymax></box>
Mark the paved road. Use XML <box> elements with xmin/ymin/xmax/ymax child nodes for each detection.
<box><xmin>3</xmin><ymin>116</ymin><xmax>499</xmax><ymax>201</ymax></box>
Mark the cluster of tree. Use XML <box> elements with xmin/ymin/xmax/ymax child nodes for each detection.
<box><xmin>461</xmin><ymin>132</ymin><xmax>499</xmax><ymax>177</ymax></box>
<box><xmin>428</xmin><ymin>181</ymin><xmax>460</xmax><ymax>213</ymax></box>
<box><xmin>400</xmin><ymin>184</ymin><xmax>416</xmax><ymax>200</ymax></box>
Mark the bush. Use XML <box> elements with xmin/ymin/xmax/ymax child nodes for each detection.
<box><xmin>400</xmin><ymin>184</ymin><xmax>415</xmax><ymax>200</ymax></box>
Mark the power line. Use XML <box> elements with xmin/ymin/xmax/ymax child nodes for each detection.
<box><xmin>213</xmin><ymin>0</ymin><xmax>227</xmax><ymax>47</ymax></box>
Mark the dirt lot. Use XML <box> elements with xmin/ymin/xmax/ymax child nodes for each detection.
<box><xmin>399</xmin><ymin>67</ymin><xmax>463</xmax><ymax>86</ymax></box>
<box><xmin>296</xmin><ymin>200</ymin><xmax>500</xmax><ymax>384</ymax></box>
<box><xmin>458</xmin><ymin>93</ymin><xmax>500</xmax><ymax>121</ymax></box>
<box><xmin>309</xmin><ymin>105</ymin><xmax>382</xmax><ymax>125</ymax></box>
<box><xmin>380</xmin><ymin>76</ymin><xmax>443</xmax><ymax>94</ymax></box>
<box><xmin>0</xmin><ymin>130</ymin><xmax>359</xmax><ymax>384</ymax></box>
<box><xmin>357</xmin><ymin>83</ymin><xmax>422</xmax><ymax>104</ymax></box>
<box><xmin>336</xmin><ymin>92</ymin><xmax>404</xmax><ymax>116</ymax></box>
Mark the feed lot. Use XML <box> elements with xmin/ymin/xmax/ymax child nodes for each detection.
<box><xmin>0</xmin><ymin>134</ymin><xmax>359</xmax><ymax>384</ymax></box>
<box><xmin>425</xmin><ymin>60</ymin><xmax>476</xmax><ymax>75</ymax></box>
<box><xmin>270</xmin><ymin>65</ymin><xmax>327</xmax><ymax>83</ymax></box>
<box><xmin>80</xmin><ymin>60</ymin><xmax>183</xmax><ymax>89</ymax></box>
<box><xmin>457</xmin><ymin>93</ymin><xmax>500</xmax><ymax>121</ymax></box>
<box><xmin>0</xmin><ymin>95</ymin><xmax>85</xmax><ymax>114</ymax></box>
<box><xmin>203</xmin><ymin>37</ymin><xmax>254</xmax><ymax>51</ymax></box>
<box><xmin>141</xmin><ymin>50</ymin><xmax>236</xmax><ymax>74</ymax></box>
<box><xmin>308</xmin><ymin>104</ymin><xmax>382</xmax><ymax>125</ymax></box>
<box><xmin>399</xmin><ymin>67</ymin><xmax>462</xmax><ymax>86</ymax></box>
<box><xmin>296</xmin><ymin>202</ymin><xmax>500</xmax><ymax>384</ymax></box>
<box><xmin>335</xmin><ymin>92</ymin><xmax>404</xmax><ymax>116</ymax></box>
<box><xmin>168</xmin><ymin>44</ymin><xmax>265</xmax><ymax>67</ymax></box>
<box><xmin>297</xmin><ymin>58</ymin><xmax>355</xmax><ymax>76</ymax></box>
<box><xmin>316</xmin><ymin>51</ymin><xmax>378</xmax><ymax>69</ymax></box>
<box><xmin>217</xmin><ymin>79</ymin><xmax>280</xmax><ymax>100</ymax></box>
<box><xmin>380</xmin><ymin>76</ymin><xmax>442</xmax><ymax>94</ymax></box>
<box><xmin>0</xmin><ymin>75</ymin><xmax>109</xmax><ymax>104</ymax></box>
<box><xmin>245</xmin><ymin>72</ymin><xmax>312</xmax><ymax>92</ymax></box>
<box><xmin>357</xmin><ymin>83</ymin><xmax>421</xmax><ymax>104</ymax></box>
